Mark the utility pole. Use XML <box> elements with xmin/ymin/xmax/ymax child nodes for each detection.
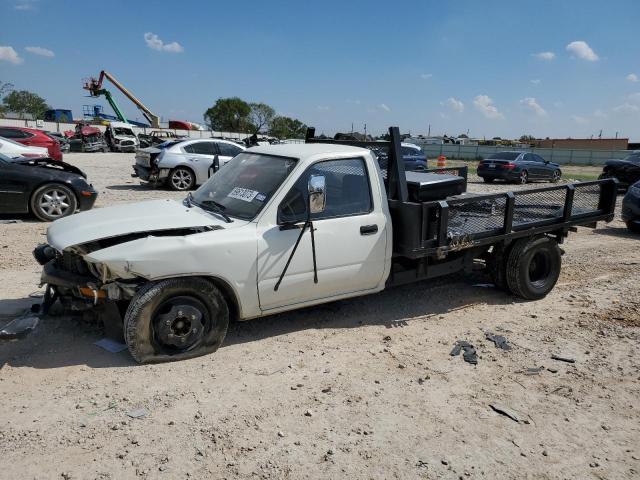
<box><xmin>428</xmin><ymin>124</ymin><xmax>431</xmax><ymax>136</ymax></box>
<box><xmin>364</xmin><ymin>123</ymin><xmax>367</xmax><ymax>139</ymax></box>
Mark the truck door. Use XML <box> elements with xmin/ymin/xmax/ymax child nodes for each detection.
<box><xmin>256</xmin><ymin>157</ymin><xmax>388</xmax><ymax>310</ymax></box>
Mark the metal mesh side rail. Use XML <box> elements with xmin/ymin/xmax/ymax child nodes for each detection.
<box><xmin>572</xmin><ymin>183</ymin><xmax>601</xmax><ymax>216</ymax></box>
<box><xmin>512</xmin><ymin>188</ymin><xmax>566</xmax><ymax>226</ymax></box>
<box><xmin>447</xmin><ymin>197</ymin><xmax>507</xmax><ymax>237</ymax></box>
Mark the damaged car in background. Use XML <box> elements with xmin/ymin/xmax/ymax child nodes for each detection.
<box><xmin>132</xmin><ymin>138</ymin><xmax>246</xmax><ymax>190</ymax></box>
<box><xmin>32</xmin><ymin>127</ymin><xmax>617</xmax><ymax>364</ymax></box>
<box><xmin>104</xmin><ymin>121</ymin><xmax>139</xmax><ymax>152</ymax></box>
<box><xmin>0</xmin><ymin>152</ymin><xmax>97</xmax><ymax>221</ymax></box>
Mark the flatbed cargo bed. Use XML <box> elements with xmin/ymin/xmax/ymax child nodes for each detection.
<box><xmin>306</xmin><ymin>127</ymin><xmax>617</xmax><ymax>260</ymax></box>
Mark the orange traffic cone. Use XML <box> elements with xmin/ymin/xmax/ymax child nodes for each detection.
<box><xmin>437</xmin><ymin>155</ymin><xmax>447</xmax><ymax>167</ymax></box>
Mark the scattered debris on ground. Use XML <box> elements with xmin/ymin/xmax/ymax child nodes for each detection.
<box><xmin>485</xmin><ymin>331</ymin><xmax>512</xmax><ymax>350</ymax></box>
<box><xmin>450</xmin><ymin>340</ymin><xmax>478</xmax><ymax>364</ymax></box>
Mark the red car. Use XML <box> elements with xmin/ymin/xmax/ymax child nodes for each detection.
<box><xmin>0</xmin><ymin>126</ymin><xmax>63</xmax><ymax>161</ymax></box>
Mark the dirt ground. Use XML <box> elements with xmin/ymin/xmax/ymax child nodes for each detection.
<box><xmin>1</xmin><ymin>153</ymin><xmax>639</xmax><ymax>480</ymax></box>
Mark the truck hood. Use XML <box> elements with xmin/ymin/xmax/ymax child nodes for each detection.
<box><xmin>47</xmin><ymin>199</ymin><xmax>247</xmax><ymax>251</ymax></box>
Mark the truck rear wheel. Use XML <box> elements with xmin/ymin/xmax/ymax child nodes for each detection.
<box><xmin>505</xmin><ymin>236</ymin><xmax>561</xmax><ymax>300</ymax></box>
<box><xmin>124</xmin><ymin>277</ymin><xmax>229</xmax><ymax>364</ymax></box>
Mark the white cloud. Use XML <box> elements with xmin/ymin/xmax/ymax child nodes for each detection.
<box><xmin>566</xmin><ymin>41</ymin><xmax>599</xmax><ymax>62</ymax></box>
<box><xmin>378</xmin><ymin>103</ymin><xmax>391</xmax><ymax>112</ymax></box>
<box><xmin>420</xmin><ymin>73</ymin><xmax>433</xmax><ymax>80</ymax></box>
<box><xmin>0</xmin><ymin>46</ymin><xmax>23</xmax><ymax>64</ymax></box>
<box><xmin>533</xmin><ymin>51</ymin><xmax>555</xmax><ymax>61</ymax></box>
<box><xmin>316</xmin><ymin>105</ymin><xmax>330</xmax><ymax>111</ymax></box>
<box><xmin>445</xmin><ymin>97</ymin><xmax>464</xmax><ymax>113</ymax></box>
<box><xmin>346</xmin><ymin>99</ymin><xmax>361</xmax><ymax>105</ymax></box>
<box><xmin>520</xmin><ymin>97</ymin><xmax>547</xmax><ymax>116</ymax></box>
<box><xmin>593</xmin><ymin>109</ymin><xmax>608</xmax><ymax>119</ymax></box>
<box><xmin>25</xmin><ymin>46</ymin><xmax>54</xmax><ymax>57</ymax></box>
<box><xmin>571</xmin><ymin>115</ymin><xmax>589</xmax><ymax>124</ymax></box>
<box><xmin>627</xmin><ymin>73</ymin><xmax>638</xmax><ymax>82</ymax></box>
<box><xmin>14</xmin><ymin>2</ymin><xmax>35</xmax><ymax>10</ymax></box>
<box><xmin>612</xmin><ymin>103</ymin><xmax>639</xmax><ymax>113</ymax></box>
<box><xmin>473</xmin><ymin>95</ymin><xmax>503</xmax><ymax>119</ymax></box>
<box><xmin>530</xmin><ymin>79</ymin><xmax>541</xmax><ymax>85</ymax></box>
<box><xmin>144</xmin><ymin>32</ymin><xmax>184</xmax><ymax>53</ymax></box>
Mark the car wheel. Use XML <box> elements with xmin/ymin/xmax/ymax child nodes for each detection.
<box><xmin>505</xmin><ymin>236</ymin><xmax>561</xmax><ymax>300</ymax></box>
<box><xmin>551</xmin><ymin>170</ymin><xmax>561</xmax><ymax>183</ymax></box>
<box><xmin>483</xmin><ymin>177</ymin><xmax>494</xmax><ymax>183</ymax></box>
<box><xmin>30</xmin><ymin>183</ymin><xmax>78</xmax><ymax>222</ymax></box>
<box><xmin>518</xmin><ymin>170</ymin><xmax>528</xmax><ymax>184</ymax></box>
<box><xmin>168</xmin><ymin>167</ymin><xmax>195</xmax><ymax>191</ymax></box>
<box><xmin>627</xmin><ymin>221</ymin><xmax>640</xmax><ymax>234</ymax></box>
<box><xmin>124</xmin><ymin>277</ymin><xmax>229</xmax><ymax>364</ymax></box>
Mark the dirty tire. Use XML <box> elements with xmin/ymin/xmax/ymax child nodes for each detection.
<box><xmin>551</xmin><ymin>170</ymin><xmax>561</xmax><ymax>183</ymax></box>
<box><xmin>168</xmin><ymin>167</ymin><xmax>195</xmax><ymax>191</ymax></box>
<box><xmin>506</xmin><ymin>236</ymin><xmax>561</xmax><ymax>300</ymax></box>
<box><xmin>627</xmin><ymin>221</ymin><xmax>640</xmax><ymax>234</ymax></box>
<box><xmin>483</xmin><ymin>177</ymin><xmax>494</xmax><ymax>183</ymax></box>
<box><xmin>124</xmin><ymin>277</ymin><xmax>229</xmax><ymax>364</ymax></box>
<box><xmin>30</xmin><ymin>183</ymin><xmax>78</xmax><ymax>222</ymax></box>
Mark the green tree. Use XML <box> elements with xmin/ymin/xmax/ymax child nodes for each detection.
<box><xmin>2</xmin><ymin>90</ymin><xmax>49</xmax><ymax>119</ymax></box>
<box><xmin>519</xmin><ymin>134</ymin><xmax>536</xmax><ymax>143</ymax></box>
<box><xmin>203</xmin><ymin>97</ymin><xmax>251</xmax><ymax>132</ymax></box>
<box><xmin>269</xmin><ymin>116</ymin><xmax>307</xmax><ymax>139</ymax></box>
<box><xmin>248</xmin><ymin>102</ymin><xmax>275</xmax><ymax>134</ymax></box>
<box><xmin>0</xmin><ymin>81</ymin><xmax>15</xmax><ymax>117</ymax></box>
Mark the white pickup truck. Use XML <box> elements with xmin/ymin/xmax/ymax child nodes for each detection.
<box><xmin>33</xmin><ymin>128</ymin><xmax>617</xmax><ymax>363</ymax></box>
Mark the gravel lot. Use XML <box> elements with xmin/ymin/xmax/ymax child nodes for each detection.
<box><xmin>1</xmin><ymin>152</ymin><xmax>639</xmax><ymax>480</ymax></box>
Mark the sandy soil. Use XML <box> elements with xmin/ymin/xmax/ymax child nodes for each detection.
<box><xmin>1</xmin><ymin>153</ymin><xmax>639</xmax><ymax>480</ymax></box>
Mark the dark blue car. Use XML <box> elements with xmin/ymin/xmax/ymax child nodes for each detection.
<box><xmin>401</xmin><ymin>143</ymin><xmax>428</xmax><ymax>170</ymax></box>
<box><xmin>622</xmin><ymin>180</ymin><xmax>640</xmax><ymax>233</ymax></box>
<box><xmin>477</xmin><ymin>151</ymin><xmax>562</xmax><ymax>184</ymax></box>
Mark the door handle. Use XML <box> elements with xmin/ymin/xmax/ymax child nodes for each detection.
<box><xmin>360</xmin><ymin>224</ymin><xmax>378</xmax><ymax>235</ymax></box>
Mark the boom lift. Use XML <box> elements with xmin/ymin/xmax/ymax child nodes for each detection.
<box><xmin>83</xmin><ymin>71</ymin><xmax>161</xmax><ymax>128</ymax></box>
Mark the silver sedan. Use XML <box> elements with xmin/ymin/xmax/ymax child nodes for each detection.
<box><xmin>133</xmin><ymin>138</ymin><xmax>246</xmax><ymax>190</ymax></box>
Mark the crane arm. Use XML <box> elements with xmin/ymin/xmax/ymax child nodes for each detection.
<box><xmin>98</xmin><ymin>71</ymin><xmax>160</xmax><ymax>128</ymax></box>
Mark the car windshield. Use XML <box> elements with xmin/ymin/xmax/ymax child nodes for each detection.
<box><xmin>191</xmin><ymin>152</ymin><xmax>297</xmax><ymax>220</ymax></box>
<box><xmin>488</xmin><ymin>152</ymin><xmax>520</xmax><ymax>160</ymax></box>
<box><xmin>114</xmin><ymin>128</ymin><xmax>135</xmax><ymax>136</ymax></box>
<box><xmin>623</xmin><ymin>153</ymin><xmax>640</xmax><ymax>163</ymax></box>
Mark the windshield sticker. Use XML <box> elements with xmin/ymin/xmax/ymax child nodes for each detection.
<box><xmin>255</xmin><ymin>193</ymin><xmax>267</xmax><ymax>202</ymax></box>
<box><xmin>228</xmin><ymin>187</ymin><xmax>259</xmax><ymax>202</ymax></box>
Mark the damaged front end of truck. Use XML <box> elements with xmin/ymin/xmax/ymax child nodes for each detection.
<box><xmin>32</xmin><ymin>199</ymin><xmax>227</xmax><ymax>339</ymax></box>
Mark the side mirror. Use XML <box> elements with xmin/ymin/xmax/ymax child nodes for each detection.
<box><xmin>308</xmin><ymin>174</ymin><xmax>326</xmax><ymax>214</ymax></box>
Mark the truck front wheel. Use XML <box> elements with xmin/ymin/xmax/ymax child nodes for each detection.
<box><xmin>505</xmin><ymin>236</ymin><xmax>561</xmax><ymax>300</ymax></box>
<box><xmin>124</xmin><ymin>277</ymin><xmax>229</xmax><ymax>364</ymax></box>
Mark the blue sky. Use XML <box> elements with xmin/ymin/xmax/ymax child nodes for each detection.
<box><xmin>1</xmin><ymin>0</ymin><xmax>639</xmax><ymax>139</ymax></box>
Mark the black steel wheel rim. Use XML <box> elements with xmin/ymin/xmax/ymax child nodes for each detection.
<box><xmin>528</xmin><ymin>251</ymin><xmax>551</xmax><ymax>288</ymax></box>
<box><xmin>152</xmin><ymin>296</ymin><xmax>211</xmax><ymax>353</ymax></box>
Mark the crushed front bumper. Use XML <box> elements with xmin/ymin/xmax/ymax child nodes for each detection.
<box><xmin>132</xmin><ymin>164</ymin><xmax>169</xmax><ymax>185</ymax></box>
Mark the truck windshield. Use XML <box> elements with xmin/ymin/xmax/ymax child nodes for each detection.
<box><xmin>191</xmin><ymin>152</ymin><xmax>297</xmax><ymax>220</ymax></box>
